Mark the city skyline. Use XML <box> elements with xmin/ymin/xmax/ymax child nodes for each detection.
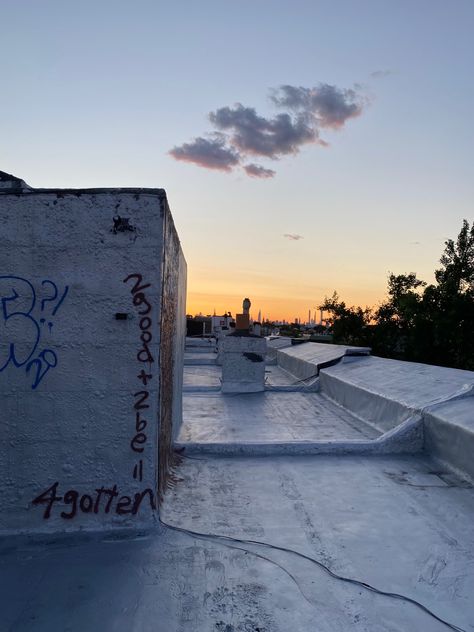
<box><xmin>188</xmin><ymin>305</ymin><xmax>327</xmax><ymax>325</ymax></box>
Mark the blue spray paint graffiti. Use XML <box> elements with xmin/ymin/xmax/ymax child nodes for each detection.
<box><xmin>0</xmin><ymin>276</ymin><xmax>69</xmax><ymax>389</ymax></box>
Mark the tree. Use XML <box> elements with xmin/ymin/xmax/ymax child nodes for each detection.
<box><xmin>319</xmin><ymin>292</ymin><xmax>372</xmax><ymax>346</ymax></box>
<box><xmin>435</xmin><ymin>219</ymin><xmax>474</xmax><ymax>295</ymax></box>
<box><xmin>321</xmin><ymin>220</ymin><xmax>474</xmax><ymax>370</ymax></box>
<box><xmin>420</xmin><ymin>220</ymin><xmax>474</xmax><ymax>369</ymax></box>
<box><xmin>373</xmin><ymin>273</ymin><xmax>426</xmax><ymax>359</ymax></box>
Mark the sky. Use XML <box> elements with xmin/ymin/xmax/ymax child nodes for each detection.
<box><xmin>2</xmin><ymin>0</ymin><xmax>473</xmax><ymax>321</ymax></box>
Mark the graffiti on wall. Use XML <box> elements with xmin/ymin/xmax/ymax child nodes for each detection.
<box><xmin>0</xmin><ymin>275</ymin><xmax>69</xmax><ymax>389</ymax></box>
<box><xmin>32</xmin><ymin>272</ymin><xmax>157</xmax><ymax>521</ymax></box>
<box><xmin>33</xmin><ymin>481</ymin><xmax>155</xmax><ymax>519</ymax></box>
<box><xmin>123</xmin><ymin>273</ymin><xmax>155</xmax><ymax>485</ymax></box>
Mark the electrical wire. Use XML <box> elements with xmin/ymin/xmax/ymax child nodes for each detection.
<box><xmin>158</xmin><ymin>515</ymin><xmax>467</xmax><ymax>632</ymax></box>
<box><xmin>203</xmin><ymin>537</ymin><xmax>317</xmax><ymax>609</ymax></box>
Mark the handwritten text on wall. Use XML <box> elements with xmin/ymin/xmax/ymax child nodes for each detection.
<box><xmin>0</xmin><ymin>275</ymin><xmax>69</xmax><ymax>389</ymax></box>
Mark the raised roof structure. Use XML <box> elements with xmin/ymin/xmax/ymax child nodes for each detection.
<box><xmin>0</xmin><ymin>173</ymin><xmax>186</xmax><ymax>534</ymax></box>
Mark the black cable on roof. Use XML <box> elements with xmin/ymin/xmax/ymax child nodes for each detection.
<box><xmin>158</xmin><ymin>515</ymin><xmax>467</xmax><ymax>632</ymax></box>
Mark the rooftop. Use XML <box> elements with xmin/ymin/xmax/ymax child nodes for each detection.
<box><xmin>2</xmin><ymin>339</ymin><xmax>473</xmax><ymax>631</ymax></box>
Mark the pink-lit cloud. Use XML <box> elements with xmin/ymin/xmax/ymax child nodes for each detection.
<box><xmin>283</xmin><ymin>233</ymin><xmax>304</xmax><ymax>241</ymax></box>
<box><xmin>169</xmin><ymin>136</ymin><xmax>240</xmax><ymax>172</ymax></box>
<box><xmin>270</xmin><ymin>83</ymin><xmax>365</xmax><ymax>129</ymax></box>
<box><xmin>244</xmin><ymin>163</ymin><xmax>276</xmax><ymax>179</ymax></box>
<box><xmin>169</xmin><ymin>82</ymin><xmax>366</xmax><ymax>177</ymax></box>
<box><xmin>209</xmin><ymin>105</ymin><xmax>318</xmax><ymax>157</ymax></box>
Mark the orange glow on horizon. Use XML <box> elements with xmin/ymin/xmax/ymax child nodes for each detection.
<box><xmin>186</xmin><ymin>287</ymin><xmax>385</xmax><ymax>322</ymax></box>
<box><xmin>185</xmin><ymin>261</ymin><xmax>396</xmax><ymax>322</ymax></box>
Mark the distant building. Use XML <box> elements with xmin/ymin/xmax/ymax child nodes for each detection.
<box><xmin>211</xmin><ymin>313</ymin><xmax>234</xmax><ymax>336</ymax></box>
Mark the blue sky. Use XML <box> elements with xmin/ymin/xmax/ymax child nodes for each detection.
<box><xmin>2</xmin><ymin>0</ymin><xmax>473</xmax><ymax>318</ymax></box>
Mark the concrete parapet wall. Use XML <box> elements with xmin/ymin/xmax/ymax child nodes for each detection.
<box><xmin>320</xmin><ymin>356</ymin><xmax>474</xmax><ymax>432</ymax></box>
<box><xmin>0</xmin><ymin>182</ymin><xmax>186</xmax><ymax>535</ymax></box>
<box><xmin>319</xmin><ymin>369</ymin><xmax>413</xmax><ymax>433</ymax></box>
<box><xmin>424</xmin><ymin>396</ymin><xmax>474</xmax><ymax>484</ymax></box>
<box><xmin>222</xmin><ymin>335</ymin><xmax>267</xmax><ymax>393</ymax></box>
<box><xmin>276</xmin><ymin>345</ymin><xmax>474</xmax><ymax>430</ymax></box>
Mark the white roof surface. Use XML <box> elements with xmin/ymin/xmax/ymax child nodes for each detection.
<box><xmin>2</xmin><ymin>341</ymin><xmax>473</xmax><ymax>631</ymax></box>
<box><xmin>2</xmin><ymin>454</ymin><xmax>472</xmax><ymax>632</ymax></box>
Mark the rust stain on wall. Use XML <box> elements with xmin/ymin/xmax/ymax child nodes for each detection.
<box><xmin>158</xmin><ymin>200</ymin><xmax>181</xmax><ymax>500</ymax></box>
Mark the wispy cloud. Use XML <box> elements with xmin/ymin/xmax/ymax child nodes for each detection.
<box><xmin>244</xmin><ymin>163</ymin><xmax>276</xmax><ymax>179</ymax></box>
<box><xmin>283</xmin><ymin>233</ymin><xmax>304</xmax><ymax>241</ymax></box>
<box><xmin>169</xmin><ymin>136</ymin><xmax>240</xmax><ymax>172</ymax></box>
<box><xmin>169</xmin><ymin>82</ymin><xmax>367</xmax><ymax>178</ymax></box>
<box><xmin>370</xmin><ymin>69</ymin><xmax>393</xmax><ymax>79</ymax></box>
<box><xmin>270</xmin><ymin>84</ymin><xmax>364</xmax><ymax>129</ymax></box>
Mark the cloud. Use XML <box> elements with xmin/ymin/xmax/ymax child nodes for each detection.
<box><xmin>370</xmin><ymin>69</ymin><xmax>393</xmax><ymax>79</ymax></box>
<box><xmin>244</xmin><ymin>163</ymin><xmax>276</xmax><ymax>179</ymax></box>
<box><xmin>169</xmin><ymin>81</ymin><xmax>367</xmax><ymax>177</ymax></box>
<box><xmin>169</xmin><ymin>136</ymin><xmax>240</xmax><ymax>172</ymax></box>
<box><xmin>270</xmin><ymin>83</ymin><xmax>364</xmax><ymax>129</ymax></box>
<box><xmin>283</xmin><ymin>233</ymin><xmax>303</xmax><ymax>241</ymax></box>
<box><xmin>210</xmin><ymin>104</ymin><xmax>318</xmax><ymax>158</ymax></box>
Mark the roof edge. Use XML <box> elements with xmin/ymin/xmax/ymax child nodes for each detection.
<box><xmin>0</xmin><ymin>171</ymin><xmax>167</xmax><ymax>199</ymax></box>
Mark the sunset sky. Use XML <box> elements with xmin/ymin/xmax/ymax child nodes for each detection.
<box><xmin>2</xmin><ymin>1</ymin><xmax>473</xmax><ymax>321</ymax></box>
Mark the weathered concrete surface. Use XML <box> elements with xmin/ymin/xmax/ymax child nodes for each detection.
<box><xmin>179</xmin><ymin>392</ymin><xmax>381</xmax><ymax>444</ymax></box>
<box><xmin>0</xmin><ymin>180</ymin><xmax>186</xmax><ymax>535</ymax></box>
<box><xmin>183</xmin><ymin>365</ymin><xmax>222</xmax><ymax>391</ymax></box>
<box><xmin>165</xmin><ymin>455</ymin><xmax>474</xmax><ymax>632</ymax></box>
<box><xmin>1</xmin><ymin>454</ymin><xmax>472</xmax><ymax>632</ymax></box>
<box><xmin>221</xmin><ymin>335</ymin><xmax>267</xmax><ymax>393</ymax></box>
<box><xmin>2</xmin><ymin>335</ymin><xmax>473</xmax><ymax>629</ymax></box>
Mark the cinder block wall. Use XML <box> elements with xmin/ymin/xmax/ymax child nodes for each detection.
<box><xmin>0</xmin><ymin>175</ymin><xmax>186</xmax><ymax>535</ymax></box>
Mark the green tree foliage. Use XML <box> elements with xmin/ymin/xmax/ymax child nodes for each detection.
<box><xmin>319</xmin><ymin>292</ymin><xmax>372</xmax><ymax>347</ymax></box>
<box><xmin>435</xmin><ymin>219</ymin><xmax>474</xmax><ymax>294</ymax></box>
<box><xmin>320</xmin><ymin>220</ymin><xmax>474</xmax><ymax>370</ymax></box>
<box><xmin>373</xmin><ymin>273</ymin><xmax>426</xmax><ymax>359</ymax></box>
